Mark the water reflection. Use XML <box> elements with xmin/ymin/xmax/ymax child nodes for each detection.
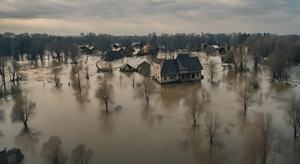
<box><xmin>0</xmin><ymin>108</ymin><xmax>4</xmax><ymax>137</ymax></box>
<box><xmin>140</xmin><ymin>104</ymin><xmax>164</xmax><ymax>127</ymax></box>
<box><xmin>70</xmin><ymin>63</ymin><xmax>91</xmax><ymax>106</ymax></box>
<box><xmin>0</xmin><ymin>55</ymin><xmax>299</xmax><ymax>164</ymax></box>
<box><xmin>95</xmin><ymin>75</ymin><xmax>114</xmax><ymax>113</ymax></box>
<box><xmin>14</xmin><ymin>127</ymin><xmax>41</xmax><ymax>154</ymax></box>
<box><xmin>99</xmin><ymin>111</ymin><xmax>115</xmax><ymax>134</ymax></box>
<box><xmin>159</xmin><ymin>83</ymin><xmax>202</xmax><ymax>109</ymax></box>
<box><xmin>180</xmin><ymin>111</ymin><xmax>225</xmax><ymax>164</ymax></box>
<box><xmin>71</xmin><ymin>144</ymin><xmax>94</xmax><ymax>164</ymax></box>
<box><xmin>41</xmin><ymin>136</ymin><xmax>67</xmax><ymax>164</ymax></box>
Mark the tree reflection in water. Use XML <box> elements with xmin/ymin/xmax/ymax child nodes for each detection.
<box><xmin>41</xmin><ymin>136</ymin><xmax>67</xmax><ymax>164</ymax></box>
<box><xmin>14</xmin><ymin>127</ymin><xmax>41</xmax><ymax>154</ymax></box>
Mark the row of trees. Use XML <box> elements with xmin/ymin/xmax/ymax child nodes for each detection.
<box><xmin>0</xmin><ymin>32</ymin><xmax>275</xmax><ymax>58</ymax></box>
<box><xmin>222</xmin><ymin>34</ymin><xmax>300</xmax><ymax>82</ymax></box>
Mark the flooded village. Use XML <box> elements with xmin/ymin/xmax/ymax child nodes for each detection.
<box><xmin>0</xmin><ymin>32</ymin><xmax>300</xmax><ymax>164</ymax></box>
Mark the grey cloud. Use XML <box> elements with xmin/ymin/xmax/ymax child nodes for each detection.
<box><xmin>0</xmin><ymin>0</ymin><xmax>299</xmax><ymax>34</ymax></box>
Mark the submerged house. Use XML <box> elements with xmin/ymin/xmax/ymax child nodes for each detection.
<box><xmin>152</xmin><ymin>54</ymin><xmax>203</xmax><ymax>84</ymax></box>
<box><xmin>137</xmin><ymin>61</ymin><xmax>151</xmax><ymax>76</ymax></box>
<box><xmin>79</xmin><ymin>44</ymin><xmax>95</xmax><ymax>54</ymax></box>
<box><xmin>120</xmin><ymin>64</ymin><xmax>136</xmax><ymax>72</ymax></box>
<box><xmin>102</xmin><ymin>51</ymin><xmax>123</xmax><ymax>61</ymax></box>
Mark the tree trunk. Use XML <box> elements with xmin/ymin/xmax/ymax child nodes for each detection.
<box><xmin>23</xmin><ymin>121</ymin><xmax>28</xmax><ymax>129</ymax></box>
<box><xmin>105</xmin><ymin>101</ymin><xmax>108</xmax><ymax>113</ymax></box>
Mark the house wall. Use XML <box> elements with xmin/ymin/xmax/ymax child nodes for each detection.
<box><xmin>137</xmin><ymin>62</ymin><xmax>151</xmax><ymax>76</ymax></box>
<box><xmin>161</xmin><ymin>72</ymin><xmax>202</xmax><ymax>84</ymax></box>
<box><xmin>153</xmin><ymin>63</ymin><xmax>162</xmax><ymax>83</ymax></box>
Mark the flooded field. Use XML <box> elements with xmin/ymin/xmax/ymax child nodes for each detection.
<box><xmin>0</xmin><ymin>53</ymin><xmax>300</xmax><ymax>164</ymax></box>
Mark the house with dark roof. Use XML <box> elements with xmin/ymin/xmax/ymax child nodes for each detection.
<box><xmin>120</xmin><ymin>63</ymin><xmax>136</xmax><ymax>72</ymax></box>
<box><xmin>152</xmin><ymin>54</ymin><xmax>203</xmax><ymax>83</ymax></box>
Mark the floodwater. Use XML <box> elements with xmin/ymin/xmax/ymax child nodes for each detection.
<box><xmin>0</xmin><ymin>53</ymin><xmax>300</xmax><ymax>164</ymax></box>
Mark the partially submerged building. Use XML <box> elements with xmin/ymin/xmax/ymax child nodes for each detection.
<box><xmin>79</xmin><ymin>44</ymin><xmax>95</xmax><ymax>54</ymax></box>
<box><xmin>120</xmin><ymin>64</ymin><xmax>136</xmax><ymax>72</ymax></box>
<box><xmin>137</xmin><ymin>61</ymin><xmax>151</xmax><ymax>76</ymax></box>
<box><xmin>152</xmin><ymin>54</ymin><xmax>203</xmax><ymax>84</ymax></box>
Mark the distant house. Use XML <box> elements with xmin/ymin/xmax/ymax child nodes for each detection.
<box><xmin>120</xmin><ymin>64</ymin><xmax>136</xmax><ymax>72</ymax></box>
<box><xmin>137</xmin><ymin>61</ymin><xmax>151</xmax><ymax>76</ymax></box>
<box><xmin>152</xmin><ymin>54</ymin><xmax>203</xmax><ymax>84</ymax></box>
<box><xmin>148</xmin><ymin>45</ymin><xmax>158</xmax><ymax>56</ymax></box>
<box><xmin>102</xmin><ymin>51</ymin><xmax>123</xmax><ymax>61</ymax></box>
<box><xmin>79</xmin><ymin>44</ymin><xmax>95</xmax><ymax>54</ymax></box>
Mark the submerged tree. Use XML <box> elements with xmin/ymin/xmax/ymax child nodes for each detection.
<box><xmin>269</xmin><ymin>47</ymin><xmax>289</xmax><ymax>82</ymax></box>
<box><xmin>11</xmin><ymin>96</ymin><xmax>36</xmax><ymax>129</ymax></box>
<box><xmin>70</xmin><ymin>45</ymin><xmax>81</xmax><ymax>65</ymax></box>
<box><xmin>0</xmin><ymin>57</ymin><xmax>7</xmax><ymax>87</ymax></box>
<box><xmin>255</xmin><ymin>113</ymin><xmax>273</xmax><ymax>164</ymax></box>
<box><xmin>15</xmin><ymin>127</ymin><xmax>41</xmax><ymax>154</ymax></box>
<box><xmin>185</xmin><ymin>90</ymin><xmax>209</xmax><ymax>127</ymax></box>
<box><xmin>208</xmin><ymin>59</ymin><xmax>218</xmax><ymax>83</ymax></box>
<box><xmin>205</xmin><ymin>111</ymin><xmax>221</xmax><ymax>154</ymax></box>
<box><xmin>287</xmin><ymin>97</ymin><xmax>300</xmax><ymax>139</ymax></box>
<box><xmin>41</xmin><ymin>136</ymin><xmax>67</xmax><ymax>164</ymax></box>
<box><xmin>96</xmin><ymin>78</ymin><xmax>113</xmax><ymax>113</ymax></box>
<box><xmin>142</xmin><ymin>77</ymin><xmax>155</xmax><ymax>104</ymax></box>
<box><xmin>52</xmin><ymin>61</ymin><xmax>63</xmax><ymax>87</ymax></box>
<box><xmin>70</xmin><ymin>63</ymin><xmax>83</xmax><ymax>93</ymax></box>
<box><xmin>239</xmin><ymin>79</ymin><xmax>253</xmax><ymax>117</ymax></box>
<box><xmin>71</xmin><ymin>144</ymin><xmax>94</xmax><ymax>164</ymax></box>
<box><xmin>7</xmin><ymin>60</ymin><xmax>20</xmax><ymax>83</ymax></box>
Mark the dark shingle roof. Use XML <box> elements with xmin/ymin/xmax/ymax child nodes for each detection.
<box><xmin>161</xmin><ymin>60</ymin><xmax>178</xmax><ymax>76</ymax></box>
<box><xmin>159</xmin><ymin>54</ymin><xmax>203</xmax><ymax>76</ymax></box>
<box><xmin>176</xmin><ymin>54</ymin><xmax>203</xmax><ymax>72</ymax></box>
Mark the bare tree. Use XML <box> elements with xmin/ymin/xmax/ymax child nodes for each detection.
<box><xmin>239</xmin><ymin>79</ymin><xmax>253</xmax><ymax>117</ymax></box>
<box><xmin>96</xmin><ymin>78</ymin><xmax>113</xmax><ymax>113</ymax></box>
<box><xmin>52</xmin><ymin>62</ymin><xmax>63</xmax><ymax>88</ymax></box>
<box><xmin>205</xmin><ymin>111</ymin><xmax>221</xmax><ymax>153</ymax></box>
<box><xmin>185</xmin><ymin>91</ymin><xmax>208</xmax><ymax>127</ymax></box>
<box><xmin>287</xmin><ymin>97</ymin><xmax>300</xmax><ymax>139</ymax></box>
<box><xmin>15</xmin><ymin>127</ymin><xmax>41</xmax><ymax>154</ymax></box>
<box><xmin>70</xmin><ymin>63</ymin><xmax>83</xmax><ymax>93</ymax></box>
<box><xmin>11</xmin><ymin>96</ymin><xmax>36</xmax><ymax>129</ymax></box>
<box><xmin>208</xmin><ymin>59</ymin><xmax>218</xmax><ymax>83</ymax></box>
<box><xmin>70</xmin><ymin>45</ymin><xmax>80</xmax><ymax>65</ymax></box>
<box><xmin>7</xmin><ymin>60</ymin><xmax>20</xmax><ymax>84</ymax></box>
<box><xmin>142</xmin><ymin>77</ymin><xmax>155</xmax><ymax>104</ymax></box>
<box><xmin>132</xmin><ymin>73</ymin><xmax>135</xmax><ymax>88</ymax></box>
<box><xmin>234</xmin><ymin>46</ymin><xmax>249</xmax><ymax>72</ymax></box>
<box><xmin>41</xmin><ymin>136</ymin><xmax>67</xmax><ymax>164</ymax></box>
<box><xmin>71</xmin><ymin>144</ymin><xmax>94</xmax><ymax>164</ymax></box>
<box><xmin>0</xmin><ymin>57</ymin><xmax>7</xmax><ymax>88</ymax></box>
<box><xmin>85</xmin><ymin>65</ymin><xmax>89</xmax><ymax>80</ymax></box>
<box><xmin>256</xmin><ymin>113</ymin><xmax>273</xmax><ymax>164</ymax></box>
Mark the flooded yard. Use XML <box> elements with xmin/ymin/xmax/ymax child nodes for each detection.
<box><xmin>0</xmin><ymin>54</ymin><xmax>300</xmax><ymax>164</ymax></box>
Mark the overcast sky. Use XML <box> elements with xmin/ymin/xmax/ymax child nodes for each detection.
<box><xmin>0</xmin><ymin>0</ymin><xmax>299</xmax><ymax>35</ymax></box>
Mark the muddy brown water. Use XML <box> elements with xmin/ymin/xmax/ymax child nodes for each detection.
<box><xmin>0</xmin><ymin>53</ymin><xmax>300</xmax><ymax>164</ymax></box>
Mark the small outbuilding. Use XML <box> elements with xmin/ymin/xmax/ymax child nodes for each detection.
<box><xmin>137</xmin><ymin>61</ymin><xmax>151</xmax><ymax>76</ymax></box>
<box><xmin>120</xmin><ymin>64</ymin><xmax>136</xmax><ymax>72</ymax></box>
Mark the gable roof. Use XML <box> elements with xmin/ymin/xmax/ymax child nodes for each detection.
<box><xmin>176</xmin><ymin>54</ymin><xmax>203</xmax><ymax>72</ymax></box>
<box><xmin>158</xmin><ymin>54</ymin><xmax>203</xmax><ymax>76</ymax></box>
<box><xmin>161</xmin><ymin>60</ymin><xmax>178</xmax><ymax>76</ymax></box>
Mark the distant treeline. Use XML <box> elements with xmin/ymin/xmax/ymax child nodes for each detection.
<box><xmin>0</xmin><ymin>32</ymin><xmax>300</xmax><ymax>63</ymax></box>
